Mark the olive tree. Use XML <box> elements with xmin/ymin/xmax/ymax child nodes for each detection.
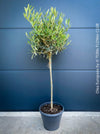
<box><xmin>23</xmin><ymin>4</ymin><xmax>71</xmax><ymax>110</ymax></box>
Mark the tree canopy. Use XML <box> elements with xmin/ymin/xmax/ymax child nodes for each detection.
<box><xmin>23</xmin><ymin>4</ymin><xmax>71</xmax><ymax>59</ymax></box>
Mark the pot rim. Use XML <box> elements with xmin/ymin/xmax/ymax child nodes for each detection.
<box><xmin>39</xmin><ymin>101</ymin><xmax>64</xmax><ymax>117</ymax></box>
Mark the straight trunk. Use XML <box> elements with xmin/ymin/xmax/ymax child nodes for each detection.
<box><xmin>49</xmin><ymin>52</ymin><xmax>53</xmax><ymax>110</ymax></box>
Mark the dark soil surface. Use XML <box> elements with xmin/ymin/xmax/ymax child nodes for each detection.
<box><xmin>41</xmin><ymin>103</ymin><xmax>63</xmax><ymax>114</ymax></box>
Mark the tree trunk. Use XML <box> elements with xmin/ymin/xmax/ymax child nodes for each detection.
<box><xmin>49</xmin><ymin>52</ymin><xmax>53</xmax><ymax>110</ymax></box>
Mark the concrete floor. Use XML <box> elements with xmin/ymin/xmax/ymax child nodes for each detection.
<box><xmin>0</xmin><ymin>112</ymin><xmax>100</xmax><ymax>134</ymax></box>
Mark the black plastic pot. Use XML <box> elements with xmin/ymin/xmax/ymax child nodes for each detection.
<box><xmin>39</xmin><ymin>102</ymin><xmax>64</xmax><ymax>131</ymax></box>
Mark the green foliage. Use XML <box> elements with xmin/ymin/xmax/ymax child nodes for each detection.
<box><xmin>23</xmin><ymin>4</ymin><xmax>71</xmax><ymax>59</ymax></box>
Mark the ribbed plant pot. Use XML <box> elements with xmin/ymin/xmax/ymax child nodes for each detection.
<box><xmin>39</xmin><ymin>102</ymin><xmax>64</xmax><ymax>131</ymax></box>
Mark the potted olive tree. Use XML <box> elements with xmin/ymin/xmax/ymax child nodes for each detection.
<box><xmin>23</xmin><ymin>4</ymin><xmax>71</xmax><ymax>131</ymax></box>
